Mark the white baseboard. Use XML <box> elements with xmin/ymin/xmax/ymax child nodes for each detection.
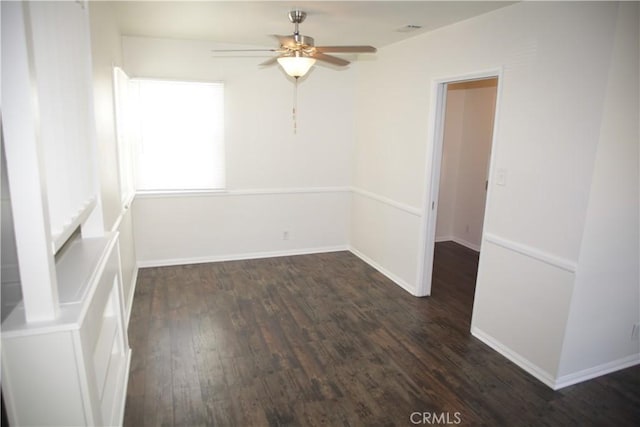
<box><xmin>473</xmin><ymin>325</ymin><xmax>640</xmax><ymax>390</ymax></box>
<box><xmin>470</xmin><ymin>326</ymin><xmax>557</xmax><ymax>389</ymax></box>
<box><xmin>136</xmin><ymin>245</ymin><xmax>350</xmax><ymax>269</ymax></box>
<box><xmin>135</xmin><ymin>244</ymin><xmax>418</xmax><ymax>300</ymax></box>
<box><xmin>435</xmin><ymin>236</ymin><xmax>481</xmax><ymax>252</ymax></box>
<box><xmin>452</xmin><ymin>237</ymin><xmax>481</xmax><ymax>252</ymax></box>
<box><xmin>348</xmin><ymin>246</ymin><xmax>417</xmax><ymax>296</ymax></box>
<box><xmin>554</xmin><ymin>353</ymin><xmax>640</xmax><ymax>389</ymax></box>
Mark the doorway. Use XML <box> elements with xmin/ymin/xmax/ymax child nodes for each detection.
<box><xmin>418</xmin><ymin>72</ymin><xmax>501</xmax><ymax>297</ymax></box>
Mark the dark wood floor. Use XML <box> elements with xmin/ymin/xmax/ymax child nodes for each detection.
<box><xmin>123</xmin><ymin>241</ymin><xmax>640</xmax><ymax>426</ymax></box>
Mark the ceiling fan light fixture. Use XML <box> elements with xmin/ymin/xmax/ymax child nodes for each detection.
<box><xmin>277</xmin><ymin>56</ymin><xmax>316</xmax><ymax>78</ymax></box>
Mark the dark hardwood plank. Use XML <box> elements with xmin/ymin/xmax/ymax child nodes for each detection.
<box><xmin>124</xmin><ymin>243</ymin><xmax>640</xmax><ymax>426</ymax></box>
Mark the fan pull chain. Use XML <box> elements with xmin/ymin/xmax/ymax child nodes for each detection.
<box><xmin>293</xmin><ymin>77</ymin><xmax>298</xmax><ymax>134</ymax></box>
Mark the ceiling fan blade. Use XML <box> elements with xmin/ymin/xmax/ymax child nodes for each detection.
<box><xmin>211</xmin><ymin>49</ymin><xmax>277</xmax><ymax>53</ymax></box>
<box><xmin>311</xmin><ymin>52</ymin><xmax>350</xmax><ymax>66</ymax></box>
<box><xmin>259</xmin><ymin>56</ymin><xmax>280</xmax><ymax>66</ymax></box>
<box><xmin>272</xmin><ymin>34</ymin><xmax>296</xmax><ymax>48</ymax></box>
<box><xmin>315</xmin><ymin>46</ymin><xmax>377</xmax><ymax>53</ymax></box>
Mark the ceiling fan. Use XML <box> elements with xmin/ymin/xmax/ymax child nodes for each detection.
<box><xmin>212</xmin><ymin>10</ymin><xmax>377</xmax><ymax>79</ymax></box>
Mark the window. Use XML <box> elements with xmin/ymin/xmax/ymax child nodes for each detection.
<box><xmin>117</xmin><ymin>76</ymin><xmax>225</xmax><ymax>192</ymax></box>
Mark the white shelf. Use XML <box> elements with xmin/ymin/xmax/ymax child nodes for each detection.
<box><xmin>1</xmin><ymin>233</ymin><xmax>118</xmax><ymax>338</ymax></box>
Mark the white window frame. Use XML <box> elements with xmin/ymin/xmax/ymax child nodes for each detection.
<box><xmin>113</xmin><ymin>72</ymin><xmax>226</xmax><ymax>196</ymax></box>
<box><xmin>113</xmin><ymin>67</ymin><xmax>136</xmax><ymax>206</ymax></box>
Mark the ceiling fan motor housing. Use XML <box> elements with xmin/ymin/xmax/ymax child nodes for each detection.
<box><xmin>285</xmin><ymin>10</ymin><xmax>314</xmax><ymax>54</ymax></box>
<box><xmin>293</xmin><ymin>34</ymin><xmax>314</xmax><ymax>48</ymax></box>
<box><xmin>288</xmin><ymin>10</ymin><xmax>307</xmax><ymax>24</ymax></box>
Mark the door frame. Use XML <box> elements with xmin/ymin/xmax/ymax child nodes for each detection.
<box><xmin>415</xmin><ymin>68</ymin><xmax>504</xmax><ymax>296</ymax></box>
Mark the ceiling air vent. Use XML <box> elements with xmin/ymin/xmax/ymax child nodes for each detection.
<box><xmin>396</xmin><ymin>24</ymin><xmax>423</xmax><ymax>33</ymax></box>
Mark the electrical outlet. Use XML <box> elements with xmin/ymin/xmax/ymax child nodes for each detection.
<box><xmin>496</xmin><ymin>168</ymin><xmax>507</xmax><ymax>186</ymax></box>
<box><xmin>632</xmin><ymin>323</ymin><xmax>640</xmax><ymax>340</ymax></box>
<box><xmin>283</xmin><ymin>231</ymin><xmax>290</xmax><ymax>241</ymax></box>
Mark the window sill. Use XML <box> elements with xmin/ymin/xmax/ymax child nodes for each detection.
<box><xmin>135</xmin><ymin>189</ymin><xmax>228</xmax><ymax>199</ymax></box>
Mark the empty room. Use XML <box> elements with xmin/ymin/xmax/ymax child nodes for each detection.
<box><xmin>1</xmin><ymin>1</ymin><xmax>639</xmax><ymax>426</ymax></box>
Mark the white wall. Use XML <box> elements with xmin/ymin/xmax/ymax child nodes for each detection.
<box><xmin>436</xmin><ymin>80</ymin><xmax>496</xmax><ymax>251</ymax></box>
<box><xmin>122</xmin><ymin>36</ymin><xmax>355</xmax><ymax>264</ymax></box>
<box><xmin>434</xmin><ymin>88</ymin><xmax>463</xmax><ymax>242</ymax></box>
<box><xmin>556</xmin><ymin>1</ymin><xmax>639</xmax><ymax>385</ymax></box>
<box><xmin>352</xmin><ymin>1</ymin><xmax>638</xmax><ymax>387</ymax></box>
<box><xmin>88</xmin><ymin>1</ymin><xmax>138</xmax><ymax>317</ymax></box>
<box><xmin>134</xmin><ymin>191</ymin><xmax>350</xmax><ymax>266</ymax></box>
<box><xmin>350</xmin><ymin>191</ymin><xmax>422</xmax><ymax>292</ymax></box>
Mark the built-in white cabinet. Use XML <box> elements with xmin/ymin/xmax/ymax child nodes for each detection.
<box><xmin>2</xmin><ymin>234</ymin><xmax>131</xmax><ymax>426</ymax></box>
<box><xmin>1</xmin><ymin>1</ymin><xmax>131</xmax><ymax>425</ymax></box>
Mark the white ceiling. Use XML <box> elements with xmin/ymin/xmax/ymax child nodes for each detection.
<box><xmin>114</xmin><ymin>1</ymin><xmax>515</xmax><ymax>49</ymax></box>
